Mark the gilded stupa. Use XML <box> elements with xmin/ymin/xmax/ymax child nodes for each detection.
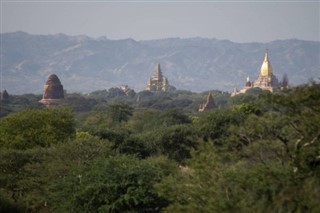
<box><xmin>253</xmin><ymin>49</ymin><xmax>281</xmax><ymax>92</ymax></box>
<box><xmin>146</xmin><ymin>63</ymin><xmax>170</xmax><ymax>92</ymax></box>
<box><xmin>232</xmin><ymin>50</ymin><xmax>282</xmax><ymax>96</ymax></box>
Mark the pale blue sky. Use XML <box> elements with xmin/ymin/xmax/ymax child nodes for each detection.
<box><xmin>1</xmin><ymin>1</ymin><xmax>319</xmax><ymax>42</ymax></box>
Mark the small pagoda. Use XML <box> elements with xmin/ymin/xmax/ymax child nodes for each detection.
<box><xmin>199</xmin><ymin>92</ymin><xmax>216</xmax><ymax>112</ymax></box>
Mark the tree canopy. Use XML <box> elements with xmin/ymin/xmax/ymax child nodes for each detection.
<box><xmin>0</xmin><ymin>107</ymin><xmax>75</xmax><ymax>149</ymax></box>
<box><xmin>0</xmin><ymin>83</ymin><xmax>319</xmax><ymax>212</ymax></box>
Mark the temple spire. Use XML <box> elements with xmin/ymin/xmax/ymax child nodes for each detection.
<box><xmin>207</xmin><ymin>92</ymin><xmax>213</xmax><ymax>103</ymax></box>
<box><xmin>153</xmin><ymin>63</ymin><xmax>163</xmax><ymax>81</ymax></box>
<box><xmin>264</xmin><ymin>49</ymin><xmax>269</xmax><ymax>61</ymax></box>
<box><xmin>146</xmin><ymin>63</ymin><xmax>172</xmax><ymax>92</ymax></box>
<box><xmin>199</xmin><ymin>91</ymin><xmax>216</xmax><ymax>112</ymax></box>
<box><xmin>260</xmin><ymin>49</ymin><xmax>273</xmax><ymax>76</ymax></box>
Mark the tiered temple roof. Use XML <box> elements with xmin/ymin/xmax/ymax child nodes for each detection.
<box><xmin>146</xmin><ymin>63</ymin><xmax>170</xmax><ymax>92</ymax></box>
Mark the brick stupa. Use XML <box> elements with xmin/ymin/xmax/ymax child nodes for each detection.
<box><xmin>39</xmin><ymin>74</ymin><xmax>64</xmax><ymax>106</ymax></box>
<box><xmin>198</xmin><ymin>92</ymin><xmax>216</xmax><ymax>112</ymax></box>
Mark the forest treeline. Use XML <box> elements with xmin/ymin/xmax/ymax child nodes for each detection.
<box><xmin>0</xmin><ymin>84</ymin><xmax>319</xmax><ymax>212</ymax></box>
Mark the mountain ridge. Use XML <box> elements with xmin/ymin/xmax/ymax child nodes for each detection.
<box><xmin>1</xmin><ymin>31</ymin><xmax>319</xmax><ymax>94</ymax></box>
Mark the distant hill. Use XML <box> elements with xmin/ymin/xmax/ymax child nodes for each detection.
<box><xmin>1</xmin><ymin>31</ymin><xmax>319</xmax><ymax>94</ymax></box>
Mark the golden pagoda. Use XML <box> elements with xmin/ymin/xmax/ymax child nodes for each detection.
<box><xmin>260</xmin><ymin>50</ymin><xmax>273</xmax><ymax>76</ymax></box>
<box><xmin>146</xmin><ymin>63</ymin><xmax>170</xmax><ymax>92</ymax></box>
<box><xmin>253</xmin><ymin>49</ymin><xmax>280</xmax><ymax>92</ymax></box>
<box><xmin>232</xmin><ymin>50</ymin><xmax>282</xmax><ymax>96</ymax></box>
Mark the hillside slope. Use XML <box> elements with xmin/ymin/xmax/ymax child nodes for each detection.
<box><xmin>1</xmin><ymin>32</ymin><xmax>319</xmax><ymax>94</ymax></box>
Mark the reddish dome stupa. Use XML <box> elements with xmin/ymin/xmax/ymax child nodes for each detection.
<box><xmin>39</xmin><ymin>74</ymin><xmax>64</xmax><ymax>106</ymax></box>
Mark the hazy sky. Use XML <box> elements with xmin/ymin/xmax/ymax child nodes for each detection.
<box><xmin>1</xmin><ymin>1</ymin><xmax>319</xmax><ymax>43</ymax></box>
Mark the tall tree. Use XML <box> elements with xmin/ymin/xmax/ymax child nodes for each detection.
<box><xmin>0</xmin><ymin>107</ymin><xmax>75</xmax><ymax>149</ymax></box>
<box><xmin>50</xmin><ymin>155</ymin><xmax>175</xmax><ymax>213</ymax></box>
<box><xmin>108</xmin><ymin>102</ymin><xmax>133</xmax><ymax>124</ymax></box>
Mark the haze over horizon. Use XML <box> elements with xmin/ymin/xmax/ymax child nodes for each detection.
<box><xmin>1</xmin><ymin>1</ymin><xmax>319</xmax><ymax>43</ymax></box>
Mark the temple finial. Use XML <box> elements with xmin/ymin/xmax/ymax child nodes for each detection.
<box><xmin>264</xmin><ymin>49</ymin><xmax>269</xmax><ymax>61</ymax></box>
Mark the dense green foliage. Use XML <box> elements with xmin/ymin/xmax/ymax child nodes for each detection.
<box><xmin>158</xmin><ymin>84</ymin><xmax>320</xmax><ymax>212</ymax></box>
<box><xmin>0</xmin><ymin>84</ymin><xmax>319</xmax><ymax>212</ymax></box>
<box><xmin>0</xmin><ymin>107</ymin><xmax>75</xmax><ymax>149</ymax></box>
<box><xmin>64</xmin><ymin>155</ymin><xmax>173</xmax><ymax>213</ymax></box>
